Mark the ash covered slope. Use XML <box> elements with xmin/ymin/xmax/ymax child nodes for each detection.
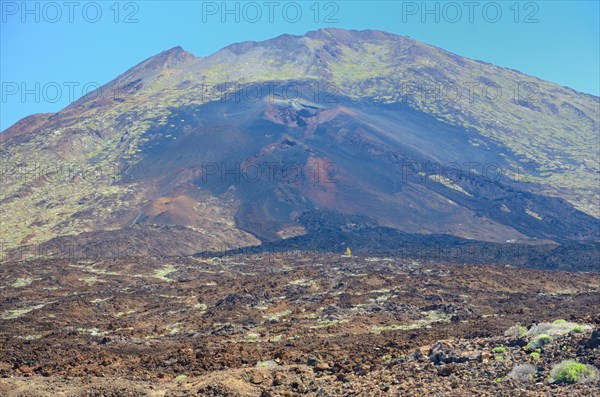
<box><xmin>1</xmin><ymin>28</ymin><xmax>598</xmax><ymax>255</ymax></box>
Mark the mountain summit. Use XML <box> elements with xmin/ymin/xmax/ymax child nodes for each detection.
<box><xmin>1</xmin><ymin>29</ymin><xmax>598</xmax><ymax>257</ymax></box>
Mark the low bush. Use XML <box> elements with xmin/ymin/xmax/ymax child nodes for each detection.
<box><xmin>527</xmin><ymin>321</ymin><xmax>591</xmax><ymax>338</ymax></box>
<box><xmin>507</xmin><ymin>364</ymin><xmax>537</xmax><ymax>383</ymax></box>
<box><xmin>527</xmin><ymin>334</ymin><xmax>553</xmax><ymax>350</ymax></box>
<box><xmin>550</xmin><ymin>360</ymin><xmax>598</xmax><ymax>384</ymax></box>
<box><xmin>504</xmin><ymin>323</ymin><xmax>528</xmax><ymax>338</ymax></box>
<box><xmin>537</xmin><ymin>334</ymin><xmax>552</xmax><ymax>344</ymax></box>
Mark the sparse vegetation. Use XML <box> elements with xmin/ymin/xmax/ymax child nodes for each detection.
<box><xmin>11</xmin><ymin>277</ymin><xmax>36</xmax><ymax>288</ymax></box>
<box><xmin>550</xmin><ymin>360</ymin><xmax>598</xmax><ymax>384</ymax></box>
<box><xmin>77</xmin><ymin>327</ymin><xmax>105</xmax><ymax>337</ymax></box>
<box><xmin>527</xmin><ymin>321</ymin><xmax>591</xmax><ymax>338</ymax></box>
<box><xmin>311</xmin><ymin>319</ymin><xmax>339</xmax><ymax>329</ymax></box>
<box><xmin>507</xmin><ymin>364</ymin><xmax>537</xmax><ymax>383</ymax></box>
<box><xmin>244</xmin><ymin>332</ymin><xmax>261</xmax><ymax>342</ymax></box>
<box><xmin>18</xmin><ymin>333</ymin><xmax>43</xmax><ymax>341</ymax></box>
<box><xmin>89</xmin><ymin>297</ymin><xmax>111</xmax><ymax>304</ymax></box>
<box><xmin>288</xmin><ymin>279</ymin><xmax>315</xmax><ymax>287</ymax></box>
<box><xmin>80</xmin><ymin>276</ymin><xmax>103</xmax><ymax>284</ymax></box>
<box><xmin>1</xmin><ymin>303</ymin><xmax>47</xmax><ymax>320</ymax></box>
<box><xmin>263</xmin><ymin>310</ymin><xmax>291</xmax><ymax>322</ymax></box>
<box><xmin>537</xmin><ymin>334</ymin><xmax>552</xmax><ymax>344</ymax></box>
<box><xmin>527</xmin><ymin>334</ymin><xmax>553</xmax><ymax>350</ymax></box>
<box><xmin>504</xmin><ymin>323</ymin><xmax>527</xmax><ymax>338</ymax></box>
<box><xmin>166</xmin><ymin>323</ymin><xmax>182</xmax><ymax>336</ymax></box>
<box><xmin>154</xmin><ymin>265</ymin><xmax>177</xmax><ymax>282</ymax></box>
<box><xmin>371</xmin><ymin>309</ymin><xmax>450</xmax><ymax>334</ymax></box>
<box><xmin>371</xmin><ymin>323</ymin><xmax>421</xmax><ymax>333</ymax></box>
<box><xmin>256</xmin><ymin>360</ymin><xmax>278</xmax><ymax>369</ymax></box>
<box><xmin>1</xmin><ymin>251</ymin><xmax>598</xmax><ymax>395</ymax></box>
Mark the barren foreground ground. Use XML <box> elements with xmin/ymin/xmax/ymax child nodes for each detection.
<box><xmin>0</xmin><ymin>253</ymin><xmax>598</xmax><ymax>396</ymax></box>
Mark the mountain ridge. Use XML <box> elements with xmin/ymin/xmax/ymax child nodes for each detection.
<box><xmin>1</xmin><ymin>28</ymin><xmax>598</xmax><ymax>260</ymax></box>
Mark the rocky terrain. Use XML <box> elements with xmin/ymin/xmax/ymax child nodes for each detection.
<box><xmin>1</xmin><ymin>28</ymin><xmax>599</xmax><ymax>396</ymax></box>
<box><xmin>0</xmin><ymin>253</ymin><xmax>598</xmax><ymax>396</ymax></box>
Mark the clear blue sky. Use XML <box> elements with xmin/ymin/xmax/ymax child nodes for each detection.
<box><xmin>1</xmin><ymin>0</ymin><xmax>599</xmax><ymax>131</ymax></box>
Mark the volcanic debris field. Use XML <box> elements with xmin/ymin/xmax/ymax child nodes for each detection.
<box><xmin>0</xmin><ymin>253</ymin><xmax>599</xmax><ymax>396</ymax></box>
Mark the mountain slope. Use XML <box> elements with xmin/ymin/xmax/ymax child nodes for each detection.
<box><xmin>1</xmin><ymin>29</ymin><xmax>598</xmax><ymax>255</ymax></box>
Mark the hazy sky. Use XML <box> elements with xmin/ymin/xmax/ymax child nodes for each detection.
<box><xmin>1</xmin><ymin>0</ymin><xmax>599</xmax><ymax>130</ymax></box>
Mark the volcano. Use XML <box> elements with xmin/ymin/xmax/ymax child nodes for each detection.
<box><xmin>1</xmin><ymin>28</ymin><xmax>598</xmax><ymax>260</ymax></box>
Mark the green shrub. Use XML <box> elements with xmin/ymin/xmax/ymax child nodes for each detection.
<box><xmin>553</xmin><ymin>319</ymin><xmax>567</xmax><ymax>324</ymax></box>
<box><xmin>530</xmin><ymin>352</ymin><xmax>541</xmax><ymax>361</ymax></box>
<box><xmin>537</xmin><ymin>334</ymin><xmax>552</xmax><ymax>343</ymax></box>
<box><xmin>531</xmin><ymin>334</ymin><xmax>552</xmax><ymax>348</ymax></box>
<box><xmin>526</xmin><ymin>343</ymin><xmax>534</xmax><ymax>351</ymax></box>
<box><xmin>572</xmin><ymin>325</ymin><xmax>584</xmax><ymax>333</ymax></box>
<box><xmin>504</xmin><ymin>323</ymin><xmax>528</xmax><ymax>338</ymax></box>
<box><xmin>527</xmin><ymin>334</ymin><xmax>553</xmax><ymax>350</ymax></box>
<box><xmin>550</xmin><ymin>360</ymin><xmax>598</xmax><ymax>384</ymax></box>
<box><xmin>492</xmin><ymin>346</ymin><xmax>506</xmax><ymax>354</ymax></box>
